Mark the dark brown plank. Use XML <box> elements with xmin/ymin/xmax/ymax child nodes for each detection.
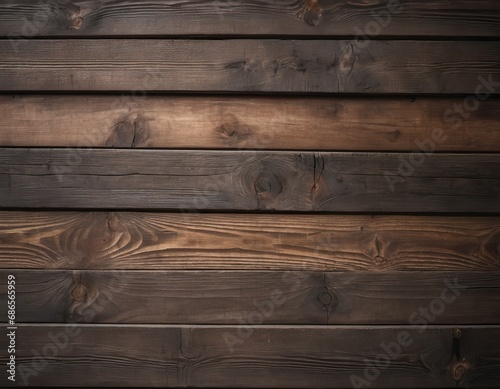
<box><xmin>1</xmin><ymin>212</ymin><xmax>498</xmax><ymax>271</ymax></box>
<box><xmin>0</xmin><ymin>149</ymin><xmax>499</xmax><ymax>212</ymax></box>
<box><xmin>1</xmin><ymin>270</ymin><xmax>499</xmax><ymax>325</ymax></box>
<box><xmin>1</xmin><ymin>40</ymin><xmax>500</xmax><ymax>93</ymax></box>
<box><xmin>1</xmin><ymin>0</ymin><xmax>499</xmax><ymax>38</ymax></box>
<box><xmin>1</xmin><ymin>95</ymin><xmax>500</xmax><ymax>151</ymax></box>
<box><xmin>459</xmin><ymin>327</ymin><xmax>500</xmax><ymax>387</ymax></box>
<box><xmin>1</xmin><ymin>325</ymin><xmax>498</xmax><ymax>387</ymax></box>
<box><xmin>313</xmin><ymin>152</ymin><xmax>500</xmax><ymax>213</ymax></box>
<box><xmin>0</xmin><ymin>270</ymin><xmax>326</xmax><ymax>324</ymax></box>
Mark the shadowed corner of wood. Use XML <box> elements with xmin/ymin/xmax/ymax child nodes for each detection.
<box><xmin>105</xmin><ymin>113</ymin><xmax>150</xmax><ymax>148</ymax></box>
<box><xmin>297</xmin><ymin>0</ymin><xmax>323</xmax><ymax>26</ymax></box>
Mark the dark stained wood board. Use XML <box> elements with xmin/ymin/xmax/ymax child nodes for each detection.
<box><xmin>1</xmin><ymin>0</ymin><xmax>499</xmax><ymax>38</ymax></box>
<box><xmin>0</xmin><ymin>2</ymin><xmax>498</xmax><ymax>388</ymax></box>
<box><xmin>0</xmin><ymin>325</ymin><xmax>499</xmax><ymax>387</ymax></box>
<box><xmin>1</xmin><ymin>270</ymin><xmax>499</xmax><ymax>325</ymax></box>
<box><xmin>0</xmin><ymin>212</ymin><xmax>498</xmax><ymax>270</ymax></box>
<box><xmin>1</xmin><ymin>40</ymin><xmax>500</xmax><ymax>93</ymax></box>
<box><xmin>1</xmin><ymin>95</ymin><xmax>499</xmax><ymax>152</ymax></box>
<box><xmin>1</xmin><ymin>149</ymin><xmax>499</xmax><ymax>212</ymax></box>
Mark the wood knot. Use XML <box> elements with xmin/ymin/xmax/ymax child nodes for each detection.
<box><xmin>340</xmin><ymin>45</ymin><xmax>355</xmax><ymax>75</ymax></box>
<box><xmin>340</xmin><ymin>55</ymin><xmax>351</xmax><ymax>70</ymax></box>
<box><xmin>298</xmin><ymin>0</ymin><xmax>322</xmax><ymax>26</ymax></box>
<box><xmin>451</xmin><ymin>358</ymin><xmax>470</xmax><ymax>381</ymax></box>
<box><xmin>373</xmin><ymin>255</ymin><xmax>387</xmax><ymax>265</ymax></box>
<box><xmin>269</xmin><ymin>56</ymin><xmax>307</xmax><ymax>74</ymax></box>
<box><xmin>71</xmin><ymin>284</ymin><xmax>87</xmax><ymax>301</ymax></box>
<box><xmin>72</xmin><ymin>16</ymin><xmax>83</xmax><ymax>29</ymax></box>
<box><xmin>389</xmin><ymin>129</ymin><xmax>401</xmax><ymax>142</ymax></box>
<box><xmin>253</xmin><ymin>171</ymin><xmax>283</xmax><ymax>203</ymax></box>
<box><xmin>318</xmin><ymin>291</ymin><xmax>332</xmax><ymax>306</ymax></box>
<box><xmin>214</xmin><ymin>112</ymin><xmax>255</xmax><ymax>145</ymax></box>
<box><xmin>241</xmin><ymin>158</ymin><xmax>290</xmax><ymax>209</ymax></box>
<box><xmin>317</xmin><ymin>288</ymin><xmax>338</xmax><ymax>310</ymax></box>
<box><xmin>72</xmin><ymin>213</ymin><xmax>128</xmax><ymax>262</ymax></box>
<box><xmin>255</xmin><ymin>177</ymin><xmax>272</xmax><ymax>194</ymax></box>
<box><xmin>216</xmin><ymin>123</ymin><xmax>238</xmax><ymax>138</ymax></box>
<box><xmin>106</xmin><ymin>114</ymin><xmax>150</xmax><ymax>148</ymax></box>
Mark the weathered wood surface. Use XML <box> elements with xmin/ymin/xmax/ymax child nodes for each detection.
<box><xmin>1</xmin><ymin>0</ymin><xmax>499</xmax><ymax>37</ymax></box>
<box><xmin>1</xmin><ymin>270</ymin><xmax>499</xmax><ymax>325</ymax></box>
<box><xmin>1</xmin><ymin>149</ymin><xmax>499</xmax><ymax>212</ymax></box>
<box><xmin>1</xmin><ymin>325</ymin><xmax>498</xmax><ymax>387</ymax></box>
<box><xmin>1</xmin><ymin>95</ymin><xmax>499</xmax><ymax>151</ymax></box>
<box><xmin>1</xmin><ymin>40</ymin><xmax>500</xmax><ymax>93</ymax></box>
<box><xmin>0</xmin><ymin>212</ymin><xmax>498</xmax><ymax>270</ymax></box>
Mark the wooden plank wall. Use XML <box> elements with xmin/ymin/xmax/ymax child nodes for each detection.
<box><xmin>0</xmin><ymin>1</ymin><xmax>499</xmax><ymax>388</ymax></box>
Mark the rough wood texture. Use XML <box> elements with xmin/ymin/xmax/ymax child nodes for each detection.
<box><xmin>0</xmin><ymin>212</ymin><xmax>498</xmax><ymax>270</ymax></box>
<box><xmin>1</xmin><ymin>40</ymin><xmax>500</xmax><ymax>93</ymax></box>
<box><xmin>1</xmin><ymin>95</ymin><xmax>500</xmax><ymax>151</ymax></box>
<box><xmin>1</xmin><ymin>149</ymin><xmax>499</xmax><ymax>212</ymax></box>
<box><xmin>1</xmin><ymin>0</ymin><xmax>499</xmax><ymax>37</ymax></box>
<box><xmin>2</xmin><ymin>270</ymin><xmax>499</xmax><ymax>325</ymax></box>
<box><xmin>1</xmin><ymin>325</ymin><xmax>498</xmax><ymax>387</ymax></box>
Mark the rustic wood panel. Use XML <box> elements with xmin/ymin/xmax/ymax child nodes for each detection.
<box><xmin>1</xmin><ymin>149</ymin><xmax>499</xmax><ymax>212</ymax></box>
<box><xmin>1</xmin><ymin>40</ymin><xmax>500</xmax><ymax>93</ymax></box>
<box><xmin>1</xmin><ymin>212</ymin><xmax>498</xmax><ymax>271</ymax></box>
<box><xmin>1</xmin><ymin>270</ymin><xmax>499</xmax><ymax>325</ymax></box>
<box><xmin>1</xmin><ymin>95</ymin><xmax>500</xmax><ymax>151</ymax></box>
<box><xmin>1</xmin><ymin>325</ymin><xmax>499</xmax><ymax>387</ymax></box>
<box><xmin>1</xmin><ymin>0</ymin><xmax>499</xmax><ymax>38</ymax></box>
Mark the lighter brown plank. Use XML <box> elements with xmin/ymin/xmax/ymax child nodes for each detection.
<box><xmin>1</xmin><ymin>95</ymin><xmax>499</xmax><ymax>151</ymax></box>
<box><xmin>0</xmin><ymin>212</ymin><xmax>498</xmax><ymax>270</ymax></box>
<box><xmin>1</xmin><ymin>325</ymin><xmax>499</xmax><ymax>387</ymax></box>
<box><xmin>1</xmin><ymin>0</ymin><xmax>499</xmax><ymax>37</ymax></box>
<box><xmin>2</xmin><ymin>270</ymin><xmax>499</xmax><ymax>325</ymax></box>
<box><xmin>1</xmin><ymin>40</ymin><xmax>500</xmax><ymax>93</ymax></box>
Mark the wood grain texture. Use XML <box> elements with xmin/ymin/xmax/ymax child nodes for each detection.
<box><xmin>1</xmin><ymin>0</ymin><xmax>499</xmax><ymax>37</ymax></box>
<box><xmin>1</xmin><ymin>325</ymin><xmax>499</xmax><ymax>387</ymax></box>
<box><xmin>1</xmin><ymin>95</ymin><xmax>500</xmax><ymax>151</ymax></box>
<box><xmin>0</xmin><ymin>149</ymin><xmax>499</xmax><ymax>212</ymax></box>
<box><xmin>0</xmin><ymin>212</ymin><xmax>498</xmax><ymax>271</ymax></box>
<box><xmin>1</xmin><ymin>40</ymin><xmax>500</xmax><ymax>93</ymax></box>
<box><xmin>2</xmin><ymin>270</ymin><xmax>499</xmax><ymax>325</ymax></box>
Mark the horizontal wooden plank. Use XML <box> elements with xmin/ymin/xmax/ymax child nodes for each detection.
<box><xmin>0</xmin><ymin>325</ymin><xmax>498</xmax><ymax>387</ymax></box>
<box><xmin>1</xmin><ymin>0</ymin><xmax>499</xmax><ymax>38</ymax></box>
<box><xmin>1</xmin><ymin>150</ymin><xmax>499</xmax><ymax>212</ymax></box>
<box><xmin>2</xmin><ymin>270</ymin><xmax>499</xmax><ymax>325</ymax></box>
<box><xmin>1</xmin><ymin>95</ymin><xmax>500</xmax><ymax>151</ymax></box>
<box><xmin>1</xmin><ymin>212</ymin><xmax>498</xmax><ymax>271</ymax></box>
<box><xmin>1</xmin><ymin>40</ymin><xmax>500</xmax><ymax>93</ymax></box>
